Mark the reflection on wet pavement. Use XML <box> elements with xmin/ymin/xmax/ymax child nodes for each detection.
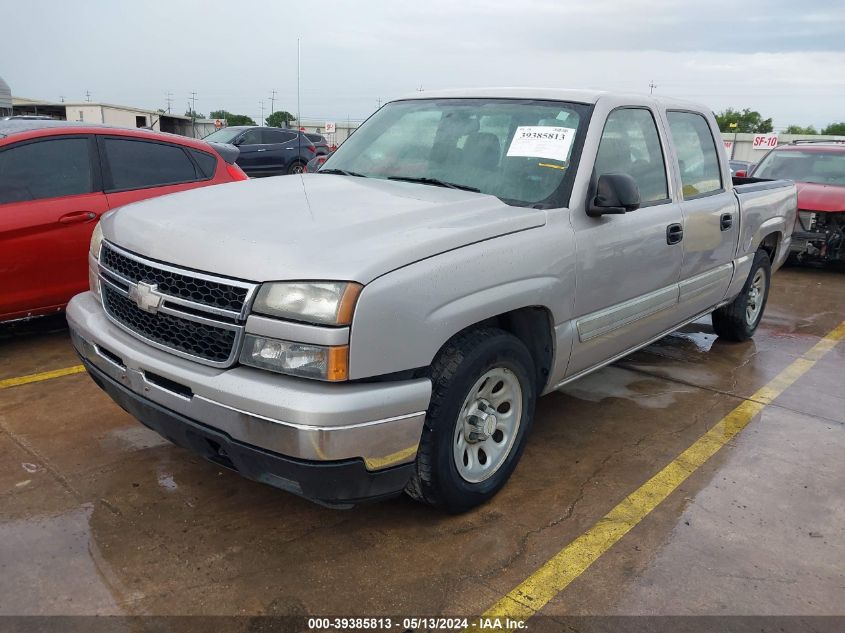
<box><xmin>0</xmin><ymin>267</ymin><xmax>843</xmax><ymax>616</ymax></box>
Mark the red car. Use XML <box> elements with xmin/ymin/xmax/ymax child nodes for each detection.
<box><xmin>0</xmin><ymin>121</ymin><xmax>248</xmax><ymax>322</ymax></box>
<box><xmin>750</xmin><ymin>140</ymin><xmax>845</xmax><ymax>263</ymax></box>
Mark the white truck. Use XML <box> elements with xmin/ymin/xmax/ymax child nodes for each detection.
<box><xmin>67</xmin><ymin>89</ymin><xmax>796</xmax><ymax>512</ymax></box>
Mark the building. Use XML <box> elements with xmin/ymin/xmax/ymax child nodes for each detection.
<box><xmin>0</xmin><ymin>76</ymin><xmax>12</xmax><ymax>117</ymax></box>
<box><xmin>10</xmin><ymin>96</ymin><xmax>218</xmax><ymax>138</ymax></box>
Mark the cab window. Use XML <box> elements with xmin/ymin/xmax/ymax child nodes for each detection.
<box><xmin>595</xmin><ymin>108</ymin><xmax>669</xmax><ymax>204</ymax></box>
<box><xmin>667</xmin><ymin>111</ymin><xmax>722</xmax><ymax>198</ymax></box>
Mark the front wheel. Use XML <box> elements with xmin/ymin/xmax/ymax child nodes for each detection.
<box><xmin>712</xmin><ymin>249</ymin><xmax>772</xmax><ymax>341</ymax></box>
<box><xmin>405</xmin><ymin>328</ymin><xmax>536</xmax><ymax>513</ymax></box>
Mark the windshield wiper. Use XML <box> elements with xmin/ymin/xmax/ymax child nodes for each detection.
<box><xmin>387</xmin><ymin>176</ymin><xmax>481</xmax><ymax>192</ymax></box>
<box><xmin>318</xmin><ymin>168</ymin><xmax>367</xmax><ymax>177</ymax></box>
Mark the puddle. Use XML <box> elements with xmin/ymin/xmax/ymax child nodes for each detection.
<box><xmin>559</xmin><ymin>366</ymin><xmax>694</xmax><ymax>409</ymax></box>
<box><xmin>0</xmin><ymin>504</ymin><xmax>127</xmax><ymax>614</ymax></box>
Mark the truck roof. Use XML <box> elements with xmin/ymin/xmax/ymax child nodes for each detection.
<box><xmin>393</xmin><ymin>87</ymin><xmax>709</xmax><ymax>112</ymax></box>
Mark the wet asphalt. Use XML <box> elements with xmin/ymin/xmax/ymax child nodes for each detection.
<box><xmin>0</xmin><ymin>265</ymin><xmax>843</xmax><ymax>618</ymax></box>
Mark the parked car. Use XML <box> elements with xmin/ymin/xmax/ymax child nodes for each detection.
<box><xmin>305</xmin><ymin>151</ymin><xmax>332</xmax><ymax>173</ymax></box>
<box><xmin>750</xmin><ymin>140</ymin><xmax>845</xmax><ymax>263</ymax></box>
<box><xmin>0</xmin><ymin>121</ymin><xmax>247</xmax><ymax>323</ymax></box>
<box><xmin>305</xmin><ymin>132</ymin><xmax>331</xmax><ymax>156</ymax></box>
<box><xmin>729</xmin><ymin>160</ymin><xmax>752</xmax><ymax>177</ymax></box>
<box><xmin>203</xmin><ymin>126</ymin><xmax>316</xmax><ymax>176</ymax></box>
<box><xmin>0</xmin><ymin>115</ymin><xmax>56</xmax><ymax>121</ymax></box>
<box><xmin>67</xmin><ymin>89</ymin><xmax>796</xmax><ymax>512</ymax></box>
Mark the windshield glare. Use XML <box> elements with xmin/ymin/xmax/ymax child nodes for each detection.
<box><xmin>203</xmin><ymin>128</ymin><xmax>243</xmax><ymax>144</ymax></box>
<box><xmin>323</xmin><ymin>99</ymin><xmax>588</xmax><ymax>207</ymax></box>
<box><xmin>754</xmin><ymin>149</ymin><xmax>845</xmax><ymax>186</ymax></box>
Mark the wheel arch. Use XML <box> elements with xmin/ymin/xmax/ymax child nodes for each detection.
<box><xmin>758</xmin><ymin>230</ymin><xmax>782</xmax><ymax>263</ymax></box>
<box><xmin>429</xmin><ymin>306</ymin><xmax>555</xmax><ymax>394</ymax></box>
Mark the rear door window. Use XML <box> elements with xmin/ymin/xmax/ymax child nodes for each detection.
<box><xmin>666</xmin><ymin>111</ymin><xmax>723</xmax><ymax>198</ymax></box>
<box><xmin>189</xmin><ymin>149</ymin><xmax>218</xmax><ymax>178</ymax></box>
<box><xmin>262</xmin><ymin>129</ymin><xmax>298</xmax><ymax>144</ymax></box>
<box><xmin>102</xmin><ymin>137</ymin><xmax>198</xmax><ymax>191</ymax></box>
<box><xmin>0</xmin><ymin>137</ymin><xmax>93</xmax><ymax>204</ymax></box>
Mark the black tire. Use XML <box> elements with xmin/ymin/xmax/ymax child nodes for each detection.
<box><xmin>287</xmin><ymin>161</ymin><xmax>306</xmax><ymax>175</ymax></box>
<box><xmin>712</xmin><ymin>249</ymin><xmax>771</xmax><ymax>341</ymax></box>
<box><xmin>405</xmin><ymin>328</ymin><xmax>537</xmax><ymax>513</ymax></box>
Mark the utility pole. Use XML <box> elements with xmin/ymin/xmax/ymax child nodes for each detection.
<box><xmin>377</xmin><ymin>97</ymin><xmax>382</xmax><ymax>109</ymax></box>
<box><xmin>190</xmin><ymin>91</ymin><xmax>198</xmax><ymax>137</ymax></box>
<box><xmin>416</xmin><ymin>85</ymin><xmax>424</xmax><ymax>92</ymax></box>
<box><xmin>59</xmin><ymin>96</ymin><xmax>65</xmax><ymax>103</ymax></box>
<box><xmin>269</xmin><ymin>90</ymin><xmax>277</xmax><ymax>117</ymax></box>
<box><xmin>648</xmin><ymin>80</ymin><xmax>657</xmax><ymax>95</ymax></box>
<box><xmin>259</xmin><ymin>100</ymin><xmax>265</xmax><ymax>126</ymax></box>
<box><xmin>297</xmin><ymin>38</ymin><xmax>301</xmax><ymax>131</ymax></box>
<box><xmin>165</xmin><ymin>92</ymin><xmax>173</xmax><ymax>114</ymax></box>
<box><xmin>85</xmin><ymin>90</ymin><xmax>91</xmax><ymax>102</ymax></box>
<box><xmin>729</xmin><ymin>121</ymin><xmax>738</xmax><ymax>159</ymax></box>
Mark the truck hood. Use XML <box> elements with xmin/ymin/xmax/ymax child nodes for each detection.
<box><xmin>102</xmin><ymin>174</ymin><xmax>545</xmax><ymax>283</ymax></box>
<box><xmin>796</xmin><ymin>182</ymin><xmax>845</xmax><ymax>213</ymax></box>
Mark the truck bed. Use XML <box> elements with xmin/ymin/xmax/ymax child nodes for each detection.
<box><xmin>731</xmin><ymin>176</ymin><xmax>797</xmax><ymax>263</ymax></box>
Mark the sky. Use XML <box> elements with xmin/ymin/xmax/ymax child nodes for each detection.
<box><xmin>2</xmin><ymin>0</ymin><xmax>845</xmax><ymax>130</ymax></box>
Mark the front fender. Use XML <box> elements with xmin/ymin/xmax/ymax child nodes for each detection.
<box><xmin>348</xmin><ymin>226</ymin><xmax>575</xmax><ymax>380</ymax></box>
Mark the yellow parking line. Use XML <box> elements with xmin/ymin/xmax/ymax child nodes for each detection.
<box><xmin>0</xmin><ymin>365</ymin><xmax>86</xmax><ymax>390</ymax></box>
<box><xmin>472</xmin><ymin>320</ymin><xmax>845</xmax><ymax>625</ymax></box>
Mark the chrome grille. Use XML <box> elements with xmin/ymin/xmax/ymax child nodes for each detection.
<box><xmin>102</xmin><ymin>286</ymin><xmax>236</xmax><ymax>363</ymax></box>
<box><xmin>101</xmin><ymin>244</ymin><xmax>248</xmax><ymax>312</ymax></box>
<box><xmin>97</xmin><ymin>242</ymin><xmax>257</xmax><ymax>367</ymax></box>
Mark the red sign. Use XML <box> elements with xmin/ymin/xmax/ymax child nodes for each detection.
<box><xmin>752</xmin><ymin>134</ymin><xmax>779</xmax><ymax>150</ymax></box>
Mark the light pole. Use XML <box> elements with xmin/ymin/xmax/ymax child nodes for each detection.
<box><xmin>729</xmin><ymin>122</ymin><xmax>738</xmax><ymax>159</ymax></box>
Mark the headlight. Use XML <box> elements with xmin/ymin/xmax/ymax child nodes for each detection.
<box><xmin>252</xmin><ymin>281</ymin><xmax>362</xmax><ymax>325</ymax></box>
<box><xmin>89</xmin><ymin>223</ymin><xmax>104</xmax><ymax>260</ymax></box>
<box><xmin>88</xmin><ymin>265</ymin><xmax>101</xmax><ymax>299</ymax></box>
<box><xmin>239</xmin><ymin>334</ymin><xmax>348</xmax><ymax>381</ymax></box>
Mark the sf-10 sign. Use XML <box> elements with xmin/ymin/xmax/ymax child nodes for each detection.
<box><xmin>752</xmin><ymin>134</ymin><xmax>779</xmax><ymax>150</ymax></box>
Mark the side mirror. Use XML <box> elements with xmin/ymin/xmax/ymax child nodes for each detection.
<box><xmin>233</xmin><ymin>136</ymin><xmax>245</xmax><ymax>146</ymax></box>
<box><xmin>587</xmin><ymin>173</ymin><xmax>641</xmax><ymax>217</ymax></box>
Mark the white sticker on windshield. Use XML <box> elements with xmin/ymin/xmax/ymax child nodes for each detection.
<box><xmin>506</xmin><ymin>126</ymin><xmax>575</xmax><ymax>162</ymax></box>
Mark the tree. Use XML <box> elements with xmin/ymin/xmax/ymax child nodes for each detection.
<box><xmin>785</xmin><ymin>125</ymin><xmax>817</xmax><ymax>135</ymax></box>
<box><xmin>821</xmin><ymin>122</ymin><xmax>845</xmax><ymax>136</ymax></box>
<box><xmin>714</xmin><ymin>108</ymin><xmax>773</xmax><ymax>134</ymax></box>
<box><xmin>185</xmin><ymin>109</ymin><xmax>205</xmax><ymax>119</ymax></box>
<box><xmin>209</xmin><ymin>110</ymin><xmax>256</xmax><ymax>126</ymax></box>
<box><xmin>265</xmin><ymin>110</ymin><xmax>295</xmax><ymax>127</ymax></box>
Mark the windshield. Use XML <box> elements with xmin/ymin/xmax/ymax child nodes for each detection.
<box><xmin>322</xmin><ymin>98</ymin><xmax>590</xmax><ymax>207</ymax></box>
<box><xmin>203</xmin><ymin>128</ymin><xmax>243</xmax><ymax>144</ymax></box>
<box><xmin>754</xmin><ymin>149</ymin><xmax>845</xmax><ymax>186</ymax></box>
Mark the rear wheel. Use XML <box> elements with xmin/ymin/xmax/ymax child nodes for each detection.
<box><xmin>405</xmin><ymin>328</ymin><xmax>536</xmax><ymax>513</ymax></box>
<box><xmin>712</xmin><ymin>249</ymin><xmax>771</xmax><ymax>341</ymax></box>
<box><xmin>287</xmin><ymin>161</ymin><xmax>306</xmax><ymax>175</ymax></box>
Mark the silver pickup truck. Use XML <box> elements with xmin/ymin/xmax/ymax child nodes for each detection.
<box><xmin>67</xmin><ymin>89</ymin><xmax>796</xmax><ymax>512</ymax></box>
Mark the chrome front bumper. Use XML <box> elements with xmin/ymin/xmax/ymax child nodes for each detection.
<box><xmin>67</xmin><ymin>292</ymin><xmax>431</xmax><ymax>471</ymax></box>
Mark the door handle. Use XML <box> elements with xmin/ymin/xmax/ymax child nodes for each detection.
<box><xmin>720</xmin><ymin>213</ymin><xmax>733</xmax><ymax>231</ymax></box>
<box><xmin>666</xmin><ymin>223</ymin><xmax>684</xmax><ymax>245</ymax></box>
<box><xmin>59</xmin><ymin>211</ymin><xmax>97</xmax><ymax>224</ymax></box>
<box><xmin>256</xmin><ymin>148</ymin><xmax>269</xmax><ymax>152</ymax></box>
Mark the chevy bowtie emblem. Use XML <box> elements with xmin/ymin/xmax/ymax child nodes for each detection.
<box><xmin>128</xmin><ymin>282</ymin><xmax>163</xmax><ymax>314</ymax></box>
